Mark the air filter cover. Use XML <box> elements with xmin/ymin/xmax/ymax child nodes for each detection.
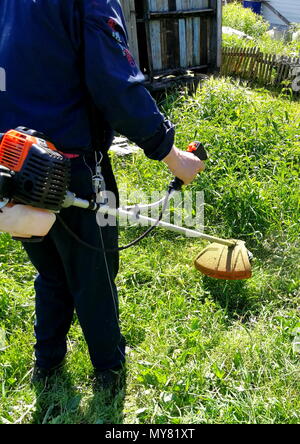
<box><xmin>13</xmin><ymin>143</ymin><xmax>70</xmax><ymax>212</ymax></box>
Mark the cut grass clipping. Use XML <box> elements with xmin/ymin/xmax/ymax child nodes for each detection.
<box><xmin>0</xmin><ymin>78</ymin><xmax>299</xmax><ymax>424</ymax></box>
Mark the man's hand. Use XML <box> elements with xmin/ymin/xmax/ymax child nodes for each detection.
<box><xmin>163</xmin><ymin>146</ymin><xmax>205</xmax><ymax>185</ymax></box>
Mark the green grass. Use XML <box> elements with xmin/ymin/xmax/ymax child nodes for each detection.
<box><xmin>223</xmin><ymin>2</ymin><xmax>300</xmax><ymax>56</ymax></box>
<box><xmin>0</xmin><ymin>78</ymin><xmax>299</xmax><ymax>424</ymax></box>
<box><xmin>223</xmin><ymin>2</ymin><xmax>269</xmax><ymax>39</ymax></box>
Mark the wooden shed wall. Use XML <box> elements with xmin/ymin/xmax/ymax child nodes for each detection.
<box><xmin>120</xmin><ymin>0</ymin><xmax>222</xmax><ymax>81</ymax></box>
<box><xmin>147</xmin><ymin>0</ymin><xmax>211</xmax><ymax>72</ymax></box>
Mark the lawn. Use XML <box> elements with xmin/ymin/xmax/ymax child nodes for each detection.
<box><xmin>0</xmin><ymin>78</ymin><xmax>299</xmax><ymax>424</ymax></box>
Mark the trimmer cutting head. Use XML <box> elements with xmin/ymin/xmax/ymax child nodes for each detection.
<box><xmin>194</xmin><ymin>240</ymin><xmax>252</xmax><ymax>280</ymax></box>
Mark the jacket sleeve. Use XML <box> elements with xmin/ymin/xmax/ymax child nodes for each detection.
<box><xmin>82</xmin><ymin>0</ymin><xmax>174</xmax><ymax>160</ymax></box>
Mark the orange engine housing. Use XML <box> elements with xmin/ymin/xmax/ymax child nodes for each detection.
<box><xmin>0</xmin><ymin>127</ymin><xmax>71</xmax><ymax>212</ymax></box>
<box><xmin>0</xmin><ymin>129</ymin><xmax>57</xmax><ymax>173</ymax></box>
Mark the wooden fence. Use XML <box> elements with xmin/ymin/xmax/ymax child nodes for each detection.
<box><xmin>221</xmin><ymin>47</ymin><xmax>300</xmax><ymax>91</ymax></box>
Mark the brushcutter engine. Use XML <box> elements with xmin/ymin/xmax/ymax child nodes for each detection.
<box><xmin>0</xmin><ymin>127</ymin><xmax>71</xmax><ymax>211</ymax></box>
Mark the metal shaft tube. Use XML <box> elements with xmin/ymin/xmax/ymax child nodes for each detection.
<box><xmin>68</xmin><ymin>191</ymin><xmax>236</xmax><ymax>248</ymax></box>
<box><xmin>98</xmin><ymin>204</ymin><xmax>237</xmax><ymax>247</ymax></box>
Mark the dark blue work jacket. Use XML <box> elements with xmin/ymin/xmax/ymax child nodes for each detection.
<box><xmin>0</xmin><ymin>0</ymin><xmax>174</xmax><ymax>159</ymax></box>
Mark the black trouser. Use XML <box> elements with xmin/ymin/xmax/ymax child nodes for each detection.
<box><xmin>22</xmin><ymin>154</ymin><xmax>125</xmax><ymax>371</ymax></box>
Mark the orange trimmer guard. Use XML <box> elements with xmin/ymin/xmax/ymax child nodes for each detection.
<box><xmin>194</xmin><ymin>240</ymin><xmax>252</xmax><ymax>280</ymax></box>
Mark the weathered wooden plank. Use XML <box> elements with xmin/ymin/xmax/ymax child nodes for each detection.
<box><xmin>232</xmin><ymin>48</ymin><xmax>240</xmax><ymax>74</ymax></box>
<box><xmin>129</xmin><ymin>0</ymin><xmax>140</xmax><ymax>65</ymax></box>
<box><xmin>168</xmin><ymin>0</ymin><xmax>177</xmax><ymax>10</ymax></box>
<box><xmin>148</xmin><ymin>0</ymin><xmax>156</xmax><ymax>12</ymax></box>
<box><xmin>150</xmin><ymin>24</ymin><xmax>162</xmax><ymax>71</ymax></box>
<box><xmin>267</xmin><ymin>54</ymin><xmax>277</xmax><ymax>85</ymax></box>
<box><xmin>240</xmin><ymin>47</ymin><xmax>249</xmax><ymax>77</ymax></box>
<box><xmin>226</xmin><ymin>48</ymin><xmax>233</xmax><ymax>75</ymax></box>
<box><xmin>163</xmin><ymin>2</ymin><xmax>178</xmax><ymax>69</ymax></box>
<box><xmin>275</xmin><ymin>58</ymin><xmax>285</xmax><ymax>84</ymax></box>
<box><xmin>176</xmin><ymin>1</ymin><xmax>187</xmax><ymax>68</ymax></box>
<box><xmin>148</xmin><ymin>1</ymin><xmax>162</xmax><ymax>71</ymax></box>
<box><xmin>265</xmin><ymin>54</ymin><xmax>273</xmax><ymax>85</ymax></box>
<box><xmin>185</xmin><ymin>1</ymin><xmax>194</xmax><ymax>67</ymax></box>
<box><xmin>159</xmin><ymin>2</ymin><xmax>168</xmax><ymax>70</ymax></box>
<box><xmin>268</xmin><ymin>55</ymin><xmax>274</xmax><ymax>85</ymax></box>
<box><xmin>224</xmin><ymin>49</ymin><xmax>230</xmax><ymax>76</ymax></box>
<box><xmin>160</xmin><ymin>18</ymin><xmax>167</xmax><ymax>69</ymax></box>
<box><xmin>231</xmin><ymin>48</ymin><xmax>237</xmax><ymax>75</ymax></box>
<box><xmin>167</xmin><ymin>0</ymin><xmax>181</xmax><ymax>69</ymax></box>
<box><xmin>200</xmin><ymin>15</ymin><xmax>208</xmax><ymax>66</ymax></box>
<box><xmin>221</xmin><ymin>48</ymin><xmax>225</xmax><ymax>74</ymax></box>
<box><xmin>255</xmin><ymin>51</ymin><xmax>262</xmax><ymax>82</ymax></box>
<box><xmin>201</xmin><ymin>0</ymin><xmax>209</xmax><ymax>7</ymax></box>
<box><xmin>249</xmin><ymin>47</ymin><xmax>259</xmax><ymax>79</ymax></box>
<box><xmin>282</xmin><ymin>63</ymin><xmax>291</xmax><ymax>84</ymax></box>
<box><xmin>262</xmin><ymin>52</ymin><xmax>270</xmax><ymax>82</ymax></box>
<box><xmin>221</xmin><ymin>48</ymin><xmax>227</xmax><ymax>75</ymax></box>
<box><xmin>193</xmin><ymin>16</ymin><xmax>201</xmax><ymax>66</ymax></box>
<box><xmin>258</xmin><ymin>53</ymin><xmax>264</xmax><ymax>82</ymax></box>
<box><xmin>120</xmin><ymin>0</ymin><xmax>140</xmax><ymax>65</ymax></box>
<box><xmin>229</xmin><ymin>48</ymin><xmax>236</xmax><ymax>75</ymax></box>
<box><xmin>148</xmin><ymin>0</ymin><xmax>170</xmax><ymax>72</ymax></box>
<box><xmin>216</xmin><ymin>0</ymin><xmax>222</xmax><ymax>69</ymax></box>
<box><xmin>179</xmin><ymin>20</ymin><xmax>188</xmax><ymax>68</ymax></box>
<box><xmin>237</xmin><ymin>48</ymin><xmax>245</xmax><ymax>75</ymax></box>
<box><xmin>235</xmin><ymin>49</ymin><xmax>241</xmax><ymax>74</ymax></box>
<box><xmin>189</xmin><ymin>0</ymin><xmax>200</xmax><ymax>67</ymax></box>
<box><xmin>209</xmin><ymin>0</ymin><xmax>222</xmax><ymax>70</ymax></box>
<box><xmin>245</xmin><ymin>48</ymin><xmax>253</xmax><ymax>78</ymax></box>
<box><xmin>252</xmin><ymin>47</ymin><xmax>260</xmax><ymax>80</ymax></box>
<box><xmin>223</xmin><ymin>47</ymin><xmax>230</xmax><ymax>76</ymax></box>
<box><xmin>230</xmin><ymin>49</ymin><xmax>237</xmax><ymax>75</ymax></box>
<box><xmin>264</xmin><ymin>53</ymin><xmax>271</xmax><ymax>84</ymax></box>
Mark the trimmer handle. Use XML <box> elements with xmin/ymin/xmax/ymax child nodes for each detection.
<box><xmin>186</xmin><ymin>141</ymin><xmax>208</xmax><ymax>160</ymax></box>
<box><xmin>12</xmin><ymin>236</ymin><xmax>45</xmax><ymax>243</ymax></box>
<box><xmin>169</xmin><ymin>142</ymin><xmax>208</xmax><ymax>191</ymax></box>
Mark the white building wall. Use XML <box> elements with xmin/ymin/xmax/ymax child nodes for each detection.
<box><xmin>262</xmin><ymin>0</ymin><xmax>300</xmax><ymax>25</ymax></box>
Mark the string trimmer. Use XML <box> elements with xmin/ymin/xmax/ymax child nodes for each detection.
<box><xmin>0</xmin><ymin>127</ymin><xmax>252</xmax><ymax>280</ymax></box>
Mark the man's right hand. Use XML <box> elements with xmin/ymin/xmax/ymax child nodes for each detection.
<box><xmin>162</xmin><ymin>146</ymin><xmax>205</xmax><ymax>185</ymax></box>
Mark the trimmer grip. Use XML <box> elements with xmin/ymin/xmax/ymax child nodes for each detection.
<box><xmin>187</xmin><ymin>141</ymin><xmax>208</xmax><ymax>161</ymax></box>
<box><xmin>169</xmin><ymin>142</ymin><xmax>208</xmax><ymax>191</ymax></box>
